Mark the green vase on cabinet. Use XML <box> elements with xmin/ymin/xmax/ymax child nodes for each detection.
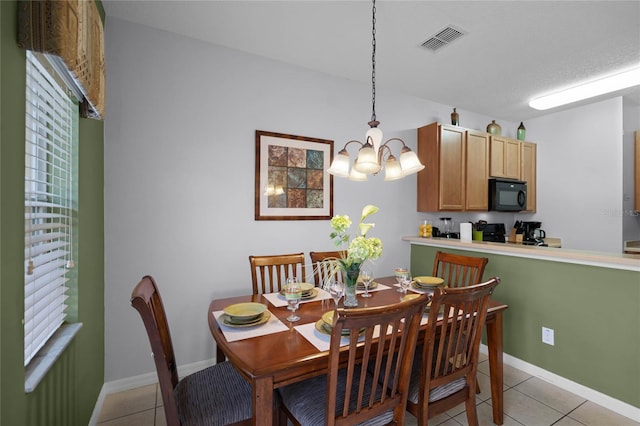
<box><xmin>517</xmin><ymin>122</ymin><xmax>526</xmax><ymax>141</ymax></box>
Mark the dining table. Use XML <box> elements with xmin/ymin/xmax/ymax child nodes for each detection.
<box><xmin>208</xmin><ymin>276</ymin><xmax>508</xmax><ymax>426</ymax></box>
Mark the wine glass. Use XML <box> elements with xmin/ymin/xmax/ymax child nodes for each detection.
<box><xmin>400</xmin><ymin>273</ymin><xmax>412</xmax><ymax>294</ymax></box>
<box><xmin>360</xmin><ymin>269</ymin><xmax>373</xmax><ymax>298</ymax></box>
<box><xmin>394</xmin><ymin>266</ymin><xmax>408</xmax><ymax>292</ymax></box>
<box><xmin>285</xmin><ymin>277</ymin><xmax>302</xmax><ymax>322</ymax></box>
<box><xmin>328</xmin><ymin>281</ymin><xmax>344</xmax><ymax>310</ymax></box>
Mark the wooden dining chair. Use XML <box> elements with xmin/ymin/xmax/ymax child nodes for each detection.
<box><xmin>130</xmin><ymin>275</ymin><xmax>252</xmax><ymax>426</ymax></box>
<box><xmin>405</xmin><ymin>277</ymin><xmax>500</xmax><ymax>426</ymax></box>
<box><xmin>249</xmin><ymin>252</ymin><xmax>307</xmax><ymax>294</ymax></box>
<box><xmin>278</xmin><ymin>293</ymin><xmax>428</xmax><ymax>426</ymax></box>
<box><xmin>309</xmin><ymin>250</ymin><xmax>344</xmax><ymax>287</ymax></box>
<box><xmin>432</xmin><ymin>250</ymin><xmax>489</xmax><ymax>288</ymax></box>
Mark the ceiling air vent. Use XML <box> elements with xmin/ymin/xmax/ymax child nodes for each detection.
<box><xmin>421</xmin><ymin>26</ymin><xmax>466</xmax><ymax>52</ymax></box>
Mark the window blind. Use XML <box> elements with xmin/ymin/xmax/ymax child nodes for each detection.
<box><xmin>24</xmin><ymin>51</ymin><xmax>78</xmax><ymax>365</ymax></box>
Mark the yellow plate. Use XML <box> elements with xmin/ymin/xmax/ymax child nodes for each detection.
<box><xmin>279</xmin><ymin>282</ymin><xmax>314</xmax><ymax>294</ymax></box>
<box><xmin>220</xmin><ymin>310</ymin><xmax>271</xmax><ymax>328</ymax></box>
<box><xmin>322</xmin><ymin>310</ymin><xmax>334</xmax><ymax>325</ymax></box>
<box><xmin>315</xmin><ymin>319</ymin><xmax>333</xmax><ymax>336</ymax></box>
<box><xmin>223</xmin><ymin>302</ymin><xmax>267</xmax><ymax>320</ymax></box>
<box><xmin>413</xmin><ymin>276</ymin><xmax>445</xmax><ymax>287</ymax></box>
<box><xmin>402</xmin><ymin>293</ymin><xmax>431</xmax><ymax>311</ymax></box>
<box><xmin>314</xmin><ymin>319</ymin><xmax>362</xmax><ymax>337</ymax></box>
<box><xmin>402</xmin><ymin>293</ymin><xmax>421</xmax><ymax>302</ymax></box>
<box><xmin>280</xmin><ymin>288</ymin><xmax>318</xmax><ymax>300</ymax></box>
<box><xmin>299</xmin><ymin>282</ymin><xmax>315</xmax><ymax>292</ymax></box>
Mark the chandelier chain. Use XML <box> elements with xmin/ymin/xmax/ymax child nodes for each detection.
<box><xmin>370</xmin><ymin>0</ymin><xmax>377</xmax><ymax>123</ymax></box>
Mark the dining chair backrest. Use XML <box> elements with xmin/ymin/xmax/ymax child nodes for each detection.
<box><xmin>309</xmin><ymin>250</ymin><xmax>344</xmax><ymax>287</ymax></box>
<box><xmin>130</xmin><ymin>275</ymin><xmax>182</xmax><ymax>424</ymax></box>
<box><xmin>432</xmin><ymin>250</ymin><xmax>489</xmax><ymax>288</ymax></box>
<box><xmin>131</xmin><ymin>276</ymin><xmax>252</xmax><ymax>426</ymax></box>
<box><xmin>326</xmin><ymin>294</ymin><xmax>428</xmax><ymax>425</ymax></box>
<box><xmin>249</xmin><ymin>252</ymin><xmax>306</xmax><ymax>294</ymax></box>
<box><xmin>408</xmin><ymin>277</ymin><xmax>500</xmax><ymax>425</ymax></box>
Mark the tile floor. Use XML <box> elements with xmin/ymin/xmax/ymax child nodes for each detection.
<box><xmin>96</xmin><ymin>354</ymin><xmax>639</xmax><ymax>426</ymax></box>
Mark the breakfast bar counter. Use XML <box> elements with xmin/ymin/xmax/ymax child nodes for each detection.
<box><xmin>403</xmin><ymin>236</ymin><xmax>640</xmax><ymax>272</ymax></box>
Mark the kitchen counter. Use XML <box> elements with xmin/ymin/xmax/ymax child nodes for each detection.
<box><xmin>403</xmin><ymin>236</ymin><xmax>640</xmax><ymax>272</ymax></box>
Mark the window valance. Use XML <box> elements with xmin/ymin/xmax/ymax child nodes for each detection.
<box><xmin>17</xmin><ymin>0</ymin><xmax>105</xmax><ymax>120</ymax></box>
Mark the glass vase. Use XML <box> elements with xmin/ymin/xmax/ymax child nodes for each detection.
<box><xmin>342</xmin><ymin>263</ymin><xmax>360</xmax><ymax>307</ymax></box>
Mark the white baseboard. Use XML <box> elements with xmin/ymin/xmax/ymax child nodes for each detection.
<box><xmin>479</xmin><ymin>344</ymin><xmax>640</xmax><ymax>423</ymax></box>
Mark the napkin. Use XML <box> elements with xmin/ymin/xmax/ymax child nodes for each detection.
<box><xmin>213</xmin><ymin>310</ymin><xmax>288</xmax><ymax>342</ymax></box>
<box><xmin>263</xmin><ymin>287</ymin><xmax>332</xmax><ymax>308</ymax></box>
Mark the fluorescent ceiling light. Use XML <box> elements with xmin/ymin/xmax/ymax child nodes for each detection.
<box><xmin>529</xmin><ymin>66</ymin><xmax>640</xmax><ymax>110</ymax></box>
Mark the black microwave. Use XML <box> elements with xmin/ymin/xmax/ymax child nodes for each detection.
<box><xmin>489</xmin><ymin>178</ymin><xmax>527</xmax><ymax>211</ymax></box>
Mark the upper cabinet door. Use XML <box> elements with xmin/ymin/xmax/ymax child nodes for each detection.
<box><xmin>465</xmin><ymin>130</ymin><xmax>489</xmax><ymax>211</ymax></box>
<box><xmin>439</xmin><ymin>125</ymin><xmax>466</xmax><ymax>210</ymax></box>
<box><xmin>490</xmin><ymin>136</ymin><xmax>521</xmax><ymax>179</ymax></box>
<box><xmin>417</xmin><ymin>123</ymin><xmax>465</xmax><ymax>212</ymax></box>
<box><xmin>520</xmin><ymin>142</ymin><xmax>537</xmax><ymax>212</ymax></box>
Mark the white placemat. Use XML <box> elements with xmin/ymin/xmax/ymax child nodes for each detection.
<box><xmin>295</xmin><ymin>321</ymin><xmax>382</xmax><ymax>352</ymax></box>
<box><xmin>213</xmin><ymin>310</ymin><xmax>288</xmax><ymax>342</ymax></box>
<box><xmin>262</xmin><ymin>287</ymin><xmax>332</xmax><ymax>308</ymax></box>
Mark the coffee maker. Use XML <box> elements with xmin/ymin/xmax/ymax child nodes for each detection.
<box><xmin>521</xmin><ymin>221</ymin><xmax>546</xmax><ymax>246</ymax></box>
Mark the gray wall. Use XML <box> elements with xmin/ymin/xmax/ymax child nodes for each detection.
<box><xmin>104</xmin><ymin>17</ymin><xmax>634</xmax><ymax>383</ymax></box>
<box><xmin>525</xmin><ymin>97</ymin><xmax>627</xmax><ymax>253</ymax></box>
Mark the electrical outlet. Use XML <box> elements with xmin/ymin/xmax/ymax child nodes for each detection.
<box><xmin>542</xmin><ymin>327</ymin><xmax>554</xmax><ymax>346</ymax></box>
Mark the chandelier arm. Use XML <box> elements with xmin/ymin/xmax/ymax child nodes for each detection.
<box><xmin>377</xmin><ymin>138</ymin><xmax>410</xmax><ymax>164</ymax></box>
<box><xmin>380</xmin><ymin>137</ymin><xmax>409</xmax><ymax>149</ymax></box>
<box><xmin>376</xmin><ymin>144</ymin><xmax>393</xmax><ymax>163</ymax></box>
<box><xmin>340</xmin><ymin>140</ymin><xmax>366</xmax><ymax>152</ymax></box>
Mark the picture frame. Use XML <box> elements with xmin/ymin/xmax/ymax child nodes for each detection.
<box><xmin>255</xmin><ymin>130</ymin><xmax>334</xmax><ymax>220</ymax></box>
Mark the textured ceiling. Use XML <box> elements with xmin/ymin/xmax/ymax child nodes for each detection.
<box><xmin>102</xmin><ymin>0</ymin><xmax>640</xmax><ymax>122</ymax></box>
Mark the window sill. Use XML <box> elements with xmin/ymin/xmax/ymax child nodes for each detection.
<box><xmin>25</xmin><ymin>322</ymin><xmax>83</xmax><ymax>393</ymax></box>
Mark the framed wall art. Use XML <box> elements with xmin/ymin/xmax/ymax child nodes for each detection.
<box><xmin>255</xmin><ymin>131</ymin><xmax>333</xmax><ymax>220</ymax></box>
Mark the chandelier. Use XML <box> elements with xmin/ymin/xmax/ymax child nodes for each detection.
<box><xmin>327</xmin><ymin>0</ymin><xmax>424</xmax><ymax>181</ymax></box>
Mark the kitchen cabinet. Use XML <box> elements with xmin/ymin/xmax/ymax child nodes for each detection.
<box><xmin>490</xmin><ymin>136</ymin><xmax>521</xmax><ymax>179</ymax></box>
<box><xmin>417</xmin><ymin>123</ymin><xmax>489</xmax><ymax>212</ymax></box>
<box><xmin>520</xmin><ymin>142</ymin><xmax>537</xmax><ymax>212</ymax></box>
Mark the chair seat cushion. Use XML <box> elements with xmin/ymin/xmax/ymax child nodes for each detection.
<box><xmin>278</xmin><ymin>369</ymin><xmax>394</xmax><ymax>426</ymax></box>
<box><xmin>175</xmin><ymin>361</ymin><xmax>252</xmax><ymax>426</ymax></box>
<box><xmin>407</xmin><ymin>353</ymin><xmax>467</xmax><ymax>404</ymax></box>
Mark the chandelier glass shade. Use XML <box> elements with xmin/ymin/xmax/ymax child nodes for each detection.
<box><xmin>327</xmin><ymin>0</ymin><xmax>424</xmax><ymax>181</ymax></box>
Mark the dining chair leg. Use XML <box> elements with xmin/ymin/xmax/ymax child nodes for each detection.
<box><xmin>465</xmin><ymin>394</ymin><xmax>480</xmax><ymax>426</ymax></box>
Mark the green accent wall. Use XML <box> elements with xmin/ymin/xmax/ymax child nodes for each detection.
<box><xmin>1</xmin><ymin>1</ymin><xmax>105</xmax><ymax>424</ymax></box>
<box><xmin>411</xmin><ymin>244</ymin><xmax>640</xmax><ymax>409</ymax></box>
